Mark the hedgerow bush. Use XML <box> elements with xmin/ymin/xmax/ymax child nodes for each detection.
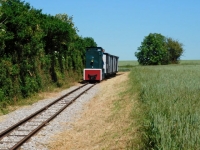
<box><xmin>0</xmin><ymin>0</ymin><xmax>97</xmax><ymax>110</ymax></box>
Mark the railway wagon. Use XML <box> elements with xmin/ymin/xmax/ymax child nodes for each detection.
<box><xmin>83</xmin><ymin>47</ymin><xmax>119</xmax><ymax>82</ymax></box>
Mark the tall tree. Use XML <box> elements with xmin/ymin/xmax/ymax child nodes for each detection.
<box><xmin>135</xmin><ymin>33</ymin><xmax>168</xmax><ymax>65</ymax></box>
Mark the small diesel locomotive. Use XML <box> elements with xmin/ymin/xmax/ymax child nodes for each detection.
<box><xmin>83</xmin><ymin>47</ymin><xmax>119</xmax><ymax>82</ymax></box>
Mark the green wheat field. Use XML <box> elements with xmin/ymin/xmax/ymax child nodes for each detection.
<box><xmin>120</xmin><ymin>60</ymin><xmax>200</xmax><ymax>149</ymax></box>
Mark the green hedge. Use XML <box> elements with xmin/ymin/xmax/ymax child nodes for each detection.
<box><xmin>0</xmin><ymin>0</ymin><xmax>97</xmax><ymax>108</ymax></box>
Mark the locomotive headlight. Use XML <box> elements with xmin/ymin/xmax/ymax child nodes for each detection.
<box><xmin>90</xmin><ymin>56</ymin><xmax>94</xmax><ymax>68</ymax></box>
<box><xmin>91</xmin><ymin>57</ymin><xmax>94</xmax><ymax>63</ymax></box>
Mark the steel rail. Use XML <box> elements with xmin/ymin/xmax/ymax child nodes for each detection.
<box><xmin>10</xmin><ymin>83</ymin><xmax>95</xmax><ymax>150</ymax></box>
<box><xmin>0</xmin><ymin>83</ymin><xmax>88</xmax><ymax>139</ymax></box>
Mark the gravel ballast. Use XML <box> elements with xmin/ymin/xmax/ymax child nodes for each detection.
<box><xmin>0</xmin><ymin>84</ymin><xmax>99</xmax><ymax>150</ymax></box>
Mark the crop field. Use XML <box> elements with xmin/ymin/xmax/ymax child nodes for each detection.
<box><xmin>118</xmin><ymin>60</ymin><xmax>138</xmax><ymax>66</ymax></box>
<box><xmin>118</xmin><ymin>60</ymin><xmax>200</xmax><ymax>72</ymax></box>
<box><xmin>119</xmin><ymin>60</ymin><xmax>200</xmax><ymax>66</ymax></box>
<box><xmin>127</xmin><ymin>61</ymin><xmax>200</xmax><ymax>149</ymax></box>
<box><xmin>180</xmin><ymin>60</ymin><xmax>200</xmax><ymax>65</ymax></box>
<box><xmin>118</xmin><ymin>60</ymin><xmax>138</xmax><ymax>72</ymax></box>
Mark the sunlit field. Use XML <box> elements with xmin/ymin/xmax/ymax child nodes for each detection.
<box><xmin>118</xmin><ymin>60</ymin><xmax>138</xmax><ymax>72</ymax></box>
<box><xmin>118</xmin><ymin>60</ymin><xmax>200</xmax><ymax>72</ymax></box>
<box><xmin>180</xmin><ymin>60</ymin><xmax>200</xmax><ymax>65</ymax></box>
<box><xmin>128</xmin><ymin>63</ymin><xmax>200</xmax><ymax>149</ymax></box>
<box><xmin>118</xmin><ymin>60</ymin><xmax>138</xmax><ymax>66</ymax></box>
<box><xmin>119</xmin><ymin>60</ymin><xmax>200</xmax><ymax>66</ymax></box>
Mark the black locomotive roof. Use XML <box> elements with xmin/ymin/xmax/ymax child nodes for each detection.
<box><xmin>86</xmin><ymin>47</ymin><xmax>119</xmax><ymax>58</ymax></box>
<box><xmin>86</xmin><ymin>47</ymin><xmax>103</xmax><ymax>50</ymax></box>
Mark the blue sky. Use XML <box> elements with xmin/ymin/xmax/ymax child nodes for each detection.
<box><xmin>24</xmin><ymin>0</ymin><xmax>200</xmax><ymax>60</ymax></box>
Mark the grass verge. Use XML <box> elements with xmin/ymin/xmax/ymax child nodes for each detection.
<box><xmin>47</xmin><ymin>72</ymin><xmax>144</xmax><ymax>149</ymax></box>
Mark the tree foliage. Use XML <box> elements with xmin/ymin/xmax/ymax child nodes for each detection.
<box><xmin>0</xmin><ymin>0</ymin><xmax>97</xmax><ymax>107</ymax></box>
<box><xmin>135</xmin><ymin>33</ymin><xmax>184</xmax><ymax>65</ymax></box>
<box><xmin>135</xmin><ymin>33</ymin><xmax>168</xmax><ymax>65</ymax></box>
<box><xmin>166</xmin><ymin>37</ymin><xmax>184</xmax><ymax>64</ymax></box>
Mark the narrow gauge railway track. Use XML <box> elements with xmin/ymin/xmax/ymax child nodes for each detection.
<box><xmin>0</xmin><ymin>83</ymin><xmax>96</xmax><ymax>150</ymax></box>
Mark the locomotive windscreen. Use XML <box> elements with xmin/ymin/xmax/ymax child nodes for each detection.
<box><xmin>85</xmin><ymin>47</ymin><xmax>104</xmax><ymax>69</ymax></box>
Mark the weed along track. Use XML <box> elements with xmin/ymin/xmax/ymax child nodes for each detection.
<box><xmin>0</xmin><ymin>83</ymin><xmax>96</xmax><ymax>150</ymax></box>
